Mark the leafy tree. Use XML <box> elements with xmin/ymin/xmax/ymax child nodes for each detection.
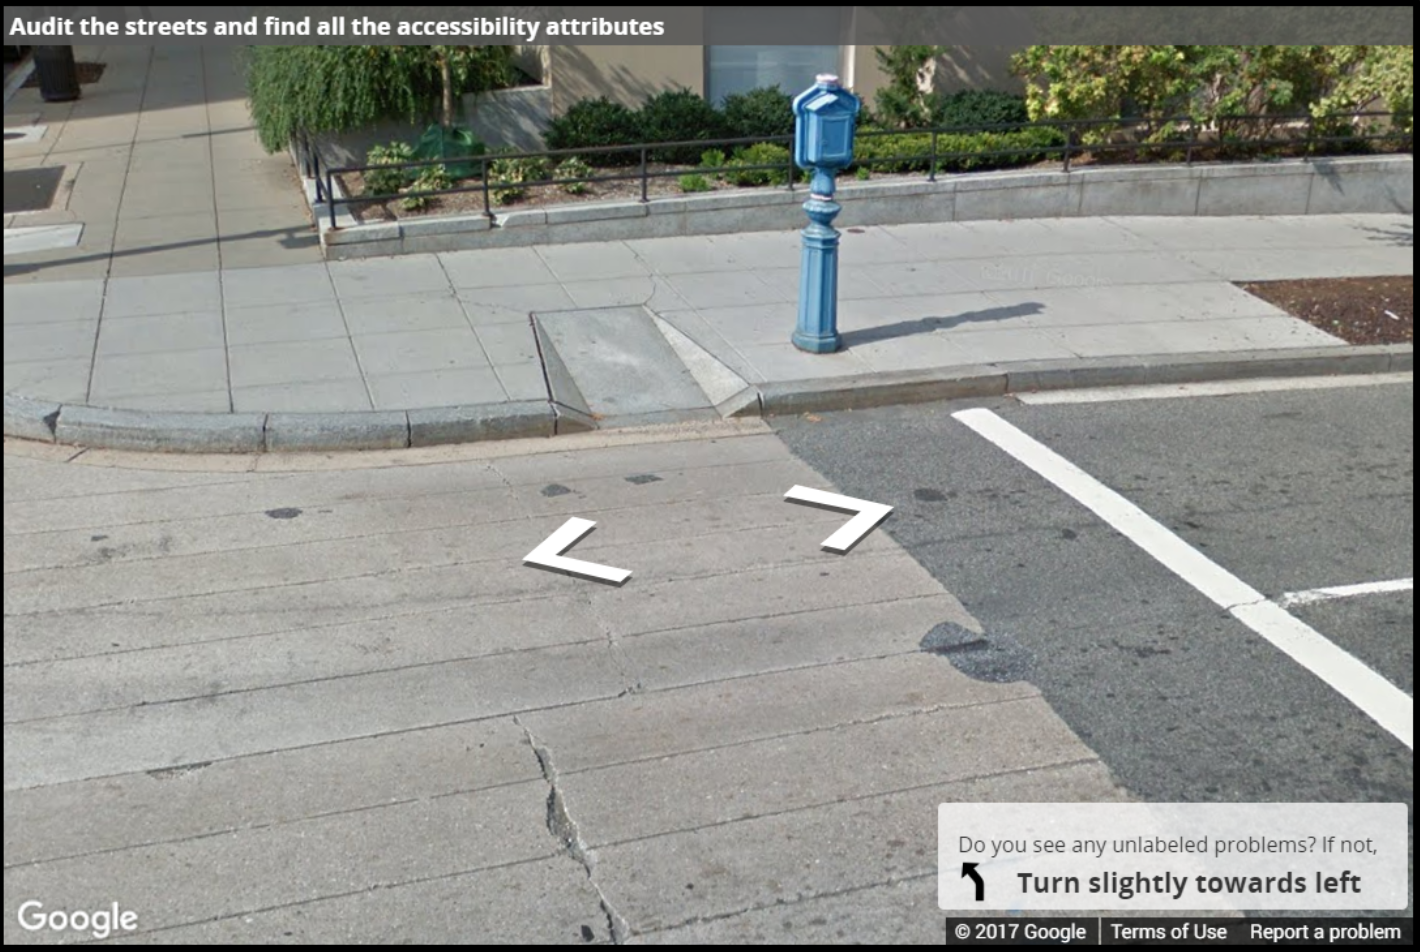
<box><xmin>243</xmin><ymin>45</ymin><xmax>512</xmax><ymax>154</ymax></box>
<box><xmin>1009</xmin><ymin>45</ymin><xmax>1414</xmax><ymax>143</ymax></box>
<box><xmin>873</xmin><ymin>46</ymin><xmax>944</xmax><ymax>129</ymax></box>
<box><xmin>1312</xmin><ymin>46</ymin><xmax>1413</xmax><ymax>134</ymax></box>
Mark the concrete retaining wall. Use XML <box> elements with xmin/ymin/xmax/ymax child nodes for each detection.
<box><xmin>311</xmin><ymin>84</ymin><xmax>553</xmax><ymax>169</ymax></box>
<box><xmin>311</xmin><ymin>154</ymin><xmax>1413</xmax><ymax>259</ymax></box>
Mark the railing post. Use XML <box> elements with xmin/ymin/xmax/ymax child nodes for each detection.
<box><xmin>327</xmin><ymin>170</ymin><xmax>336</xmax><ymax>230</ymax></box>
<box><xmin>787</xmin><ymin>146</ymin><xmax>795</xmax><ymax>190</ymax></box>
<box><xmin>929</xmin><ymin>130</ymin><xmax>938</xmax><ymax>182</ymax></box>
<box><xmin>640</xmin><ymin>146</ymin><xmax>649</xmax><ymax>203</ymax></box>
<box><xmin>482</xmin><ymin>156</ymin><xmax>492</xmax><ymax>219</ymax></box>
<box><xmin>1186</xmin><ymin>118</ymin><xmax>1197</xmax><ymax>165</ymax></box>
<box><xmin>1062</xmin><ymin>127</ymin><xmax>1074</xmax><ymax>173</ymax></box>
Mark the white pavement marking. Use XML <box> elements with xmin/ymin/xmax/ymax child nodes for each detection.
<box><xmin>3</xmin><ymin>123</ymin><xmax>47</xmax><ymax>145</ymax></box>
<box><xmin>1014</xmin><ymin>373</ymin><xmax>1414</xmax><ymax>405</ymax></box>
<box><xmin>783</xmin><ymin>485</ymin><xmax>894</xmax><ymax>554</ymax></box>
<box><xmin>952</xmin><ymin>407</ymin><xmax>1414</xmax><ymax>751</ymax></box>
<box><xmin>1278</xmin><ymin>578</ymin><xmax>1414</xmax><ymax>609</ymax></box>
<box><xmin>4</xmin><ymin>223</ymin><xmax>83</xmax><ymax>255</ymax></box>
<box><xmin>523</xmin><ymin>516</ymin><xmax>633</xmax><ymax>585</ymax></box>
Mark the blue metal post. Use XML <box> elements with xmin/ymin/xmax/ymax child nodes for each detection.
<box><xmin>793</xmin><ymin>168</ymin><xmax>843</xmax><ymax>353</ymax></box>
<box><xmin>791</xmin><ymin>74</ymin><xmax>859</xmax><ymax>354</ymax></box>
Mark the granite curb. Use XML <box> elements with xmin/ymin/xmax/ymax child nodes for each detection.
<box><xmin>3</xmin><ymin>345</ymin><xmax>1411</xmax><ymax>452</ymax></box>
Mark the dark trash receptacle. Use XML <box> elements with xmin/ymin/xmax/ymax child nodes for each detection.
<box><xmin>33</xmin><ymin>46</ymin><xmax>80</xmax><ymax>102</ymax></box>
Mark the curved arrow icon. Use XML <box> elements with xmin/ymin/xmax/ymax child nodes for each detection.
<box><xmin>784</xmin><ymin>485</ymin><xmax>893</xmax><ymax>554</ymax></box>
<box><xmin>524</xmin><ymin>517</ymin><xmax>632</xmax><ymax>585</ymax></box>
<box><xmin>962</xmin><ymin>862</ymin><xmax>985</xmax><ymax>901</ymax></box>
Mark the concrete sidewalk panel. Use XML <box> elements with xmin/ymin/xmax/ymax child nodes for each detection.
<box><xmin>53</xmin><ymin>405</ymin><xmax>266</xmax><ymax>453</ymax></box>
<box><xmin>264</xmin><ymin>411</ymin><xmax>410</xmax><ymax>452</ymax></box>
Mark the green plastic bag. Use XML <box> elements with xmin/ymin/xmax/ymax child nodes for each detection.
<box><xmin>412</xmin><ymin>124</ymin><xmax>486</xmax><ymax>179</ymax></box>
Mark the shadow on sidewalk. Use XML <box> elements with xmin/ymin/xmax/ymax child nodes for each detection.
<box><xmin>840</xmin><ymin>301</ymin><xmax>1043</xmax><ymax>347</ymax></box>
<box><xmin>3</xmin><ymin>226</ymin><xmax>319</xmax><ymax>278</ymax></box>
<box><xmin>1358</xmin><ymin>221</ymin><xmax>1413</xmax><ymax>248</ymax></box>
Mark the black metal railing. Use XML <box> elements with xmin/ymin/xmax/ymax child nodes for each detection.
<box><xmin>313</xmin><ymin>111</ymin><xmax>1412</xmax><ymax>230</ymax></box>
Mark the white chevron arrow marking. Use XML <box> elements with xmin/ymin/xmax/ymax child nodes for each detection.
<box><xmin>784</xmin><ymin>485</ymin><xmax>893</xmax><ymax>554</ymax></box>
<box><xmin>524</xmin><ymin>517</ymin><xmax>632</xmax><ymax>584</ymax></box>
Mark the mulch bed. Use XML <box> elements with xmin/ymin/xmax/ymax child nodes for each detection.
<box><xmin>337</xmin><ymin>163</ymin><xmax>703</xmax><ymax>224</ymax></box>
<box><xmin>1238</xmin><ymin>276</ymin><xmax>1413</xmax><ymax>346</ymax></box>
<box><xmin>23</xmin><ymin>61</ymin><xmax>106</xmax><ymax>87</ymax></box>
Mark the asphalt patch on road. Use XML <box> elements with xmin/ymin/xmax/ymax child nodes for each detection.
<box><xmin>920</xmin><ymin>620</ymin><xmax>1033</xmax><ymax>683</ymax></box>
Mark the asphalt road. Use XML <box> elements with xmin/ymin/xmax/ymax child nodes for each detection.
<box><xmin>773</xmin><ymin>379</ymin><xmax>1413</xmax><ymax>916</ymax></box>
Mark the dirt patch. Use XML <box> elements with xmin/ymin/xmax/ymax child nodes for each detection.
<box><xmin>1238</xmin><ymin>276</ymin><xmax>1413</xmax><ymax>346</ymax></box>
<box><xmin>337</xmin><ymin>162</ymin><xmax>711</xmax><ymax>224</ymax></box>
<box><xmin>23</xmin><ymin>61</ymin><xmax>106</xmax><ymax>87</ymax></box>
<box><xmin>337</xmin><ymin>164</ymin><xmax>959</xmax><ymax>225</ymax></box>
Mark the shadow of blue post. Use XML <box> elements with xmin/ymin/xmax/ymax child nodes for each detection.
<box><xmin>792</xmin><ymin>75</ymin><xmax>860</xmax><ymax>354</ymax></box>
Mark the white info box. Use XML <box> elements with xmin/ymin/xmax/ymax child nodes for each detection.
<box><xmin>939</xmin><ymin>802</ymin><xmax>1407</xmax><ymax>911</ymax></box>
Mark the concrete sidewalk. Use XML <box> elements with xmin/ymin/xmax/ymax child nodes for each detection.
<box><xmin>4</xmin><ymin>46</ymin><xmax>1414</xmax><ymax>451</ymax></box>
<box><xmin>3</xmin><ymin>43</ymin><xmax>317</xmax><ymax>280</ymax></box>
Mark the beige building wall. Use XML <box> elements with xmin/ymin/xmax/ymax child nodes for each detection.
<box><xmin>847</xmin><ymin>46</ymin><xmax>1026</xmax><ymax>107</ymax></box>
<box><xmin>525</xmin><ymin>45</ymin><xmax>1028</xmax><ymax>119</ymax></box>
<box><xmin>545</xmin><ymin>45</ymin><xmax>706</xmax><ymax>115</ymax></box>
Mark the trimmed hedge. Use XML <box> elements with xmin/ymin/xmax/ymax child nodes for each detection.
<box><xmin>722</xmin><ymin>86</ymin><xmax>795</xmax><ymax>139</ymax></box>
<box><xmin>929</xmin><ymin>89</ymin><xmax>1031</xmax><ymax>131</ymax></box>
<box><xmin>638</xmin><ymin>89</ymin><xmax>730</xmax><ymax>163</ymax></box>
<box><xmin>546</xmin><ymin>86</ymin><xmax>791</xmax><ymax>167</ymax></box>
<box><xmin>544</xmin><ymin>96</ymin><xmax>643</xmax><ymax>166</ymax></box>
<box><xmin>851</xmin><ymin>125</ymin><xmax>1068</xmax><ymax>174</ymax></box>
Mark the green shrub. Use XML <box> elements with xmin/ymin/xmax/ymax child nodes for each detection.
<box><xmin>638</xmin><ymin>88</ymin><xmax>728</xmax><ymax>163</ymax></box>
<box><xmin>411</xmin><ymin>123</ymin><xmax>486</xmax><ymax>178</ymax></box>
<box><xmin>363</xmin><ymin>142</ymin><xmax>417</xmax><ymax>196</ymax></box>
<box><xmin>726</xmin><ymin>142</ymin><xmax>794</xmax><ymax>187</ymax></box>
<box><xmin>721</xmin><ymin>86</ymin><xmax>795</xmax><ymax>140</ymax></box>
<box><xmin>930</xmin><ymin>90</ymin><xmax>1031</xmax><ymax>131</ymax></box>
<box><xmin>401</xmin><ymin>163</ymin><xmax>452</xmax><ymax>211</ymax></box>
<box><xmin>873</xmin><ymin>45</ymin><xmax>944</xmax><ymax>129</ymax></box>
<box><xmin>554</xmin><ymin>156</ymin><xmax>594</xmax><ymax>194</ymax></box>
<box><xmin>544</xmin><ymin>97</ymin><xmax>642</xmax><ymax>166</ymax></box>
<box><xmin>488</xmin><ymin>152</ymin><xmax>551</xmax><ymax>205</ymax></box>
<box><xmin>855</xmin><ymin>165</ymin><xmax>872</xmax><ymax>180</ymax></box>
<box><xmin>851</xmin><ymin>126</ymin><xmax>1067</xmax><ymax>174</ymax></box>
<box><xmin>678</xmin><ymin>173</ymin><xmax>712</xmax><ymax>193</ymax></box>
<box><xmin>699</xmin><ymin>149</ymin><xmax>727</xmax><ymax>173</ymax></box>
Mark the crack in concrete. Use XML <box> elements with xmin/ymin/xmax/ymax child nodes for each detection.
<box><xmin>517</xmin><ymin>717</ymin><xmax>631</xmax><ymax>944</ymax></box>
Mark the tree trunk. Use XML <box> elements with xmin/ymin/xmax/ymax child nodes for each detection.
<box><xmin>440</xmin><ymin>54</ymin><xmax>454</xmax><ymax>129</ymax></box>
